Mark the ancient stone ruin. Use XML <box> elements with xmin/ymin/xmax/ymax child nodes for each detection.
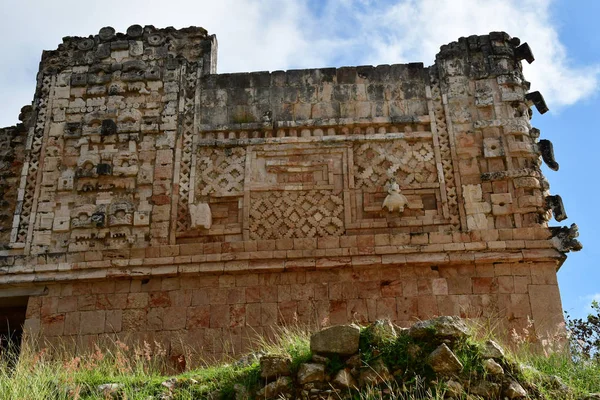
<box><xmin>0</xmin><ymin>25</ymin><xmax>581</xmax><ymax>358</ymax></box>
<box><xmin>248</xmin><ymin>317</ymin><xmax>539</xmax><ymax>399</ymax></box>
<box><xmin>96</xmin><ymin>317</ymin><xmax>579</xmax><ymax>399</ymax></box>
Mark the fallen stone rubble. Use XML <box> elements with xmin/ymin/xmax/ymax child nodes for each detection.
<box><xmin>243</xmin><ymin>317</ymin><xmax>575</xmax><ymax>399</ymax></box>
<box><xmin>95</xmin><ymin>316</ymin><xmax>599</xmax><ymax>399</ymax></box>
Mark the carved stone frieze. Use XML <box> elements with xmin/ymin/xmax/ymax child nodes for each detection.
<box><xmin>353</xmin><ymin>140</ymin><xmax>437</xmax><ymax>189</ymax></box>
<box><xmin>249</xmin><ymin>190</ymin><xmax>344</xmax><ymax>239</ymax></box>
<box><xmin>0</xmin><ymin>29</ymin><xmax>581</xmax><ymax>357</ymax></box>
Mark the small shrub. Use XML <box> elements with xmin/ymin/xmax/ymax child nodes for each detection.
<box><xmin>565</xmin><ymin>300</ymin><xmax>600</xmax><ymax>361</ymax></box>
<box><xmin>358</xmin><ymin>326</ymin><xmax>376</xmax><ymax>364</ymax></box>
<box><xmin>454</xmin><ymin>338</ymin><xmax>483</xmax><ymax>375</ymax></box>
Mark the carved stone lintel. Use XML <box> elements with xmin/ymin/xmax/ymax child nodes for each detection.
<box><xmin>382</xmin><ymin>180</ymin><xmax>408</xmax><ymax>214</ymax></box>
<box><xmin>550</xmin><ymin>224</ymin><xmax>582</xmax><ymax>253</ymax></box>
<box><xmin>189</xmin><ymin>203</ymin><xmax>212</xmax><ymax>229</ymax></box>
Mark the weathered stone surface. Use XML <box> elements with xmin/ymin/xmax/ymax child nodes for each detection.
<box><xmin>256</xmin><ymin>376</ymin><xmax>292</xmax><ymax>399</ymax></box>
<box><xmin>408</xmin><ymin>316</ymin><xmax>469</xmax><ymax>341</ymax></box>
<box><xmin>260</xmin><ymin>355</ymin><xmax>292</xmax><ymax>379</ymax></box>
<box><xmin>189</xmin><ymin>202</ymin><xmax>212</xmax><ymax>229</ymax></box>
<box><xmin>297</xmin><ymin>363</ymin><xmax>326</xmax><ymax>385</ymax></box>
<box><xmin>359</xmin><ymin>358</ymin><xmax>393</xmax><ymax>387</ymax></box>
<box><xmin>551</xmin><ymin>223</ymin><xmax>583</xmax><ymax>253</ymax></box>
<box><xmin>481</xmin><ymin>340</ymin><xmax>505</xmax><ymax>359</ymax></box>
<box><xmin>364</xmin><ymin>319</ymin><xmax>397</xmax><ymax>346</ymax></box>
<box><xmin>310</xmin><ymin>324</ymin><xmax>360</xmax><ymax>355</ymax></box>
<box><xmin>311</xmin><ymin>354</ymin><xmax>329</xmax><ymax>364</ymax></box>
<box><xmin>333</xmin><ymin>368</ymin><xmax>357</xmax><ymax>389</ymax></box>
<box><xmin>503</xmin><ymin>380</ymin><xmax>527</xmax><ymax>399</ymax></box>
<box><xmin>482</xmin><ymin>358</ymin><xmax>504</xmax><ymax>375</ymax></box>
<box><xmin>445</xmin><ymin>379</ymin><xmax>464</xmax><ymax>398</ymax></box>
<box><xmin>382</xmin><ymin>181</ymin><xmax>408</xmax><ymax>214</ymax></box>
<box><xmin>469</xmin><ymin>381</ymin><xmax>501</xmax><ymax>398</ymax></box>
<box><xmin>346</xmin><ymin>354</ymin><xmax>362</xmax><ymax>369</ymax></box>
<box><xmin>427</xmin><ymin>343</ymin><xmax>463</xmax><ymax>374</ymax></box>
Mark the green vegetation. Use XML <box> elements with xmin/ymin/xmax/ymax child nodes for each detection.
<box><xmin>325</xmin><ymin>353</ymin><xmax>345</xmax><ymax>376</ymax></box>
<box><xmin>2</xmin><ymin>311</ymin><xmax>600</xmax><ymax>399</ymax></box>
<box><xmin>566</xmin><ymin>300</ymin><xmax>600</xmax><ymax>362</ymax></box>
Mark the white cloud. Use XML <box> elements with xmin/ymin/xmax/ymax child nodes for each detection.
<box><xmin>307</xmin><ymin>0</ymin><xmax>600</xmax><ymax>110</ymax></box>
<box><xmin>0</xmin><ymin>0</ymin><xmax>320</xmax><ymax>126</ymax></box>
<box><xmin>0</xmin><ymin>0</ymin><xmax>597</xmax><ymax>127</ymax></box>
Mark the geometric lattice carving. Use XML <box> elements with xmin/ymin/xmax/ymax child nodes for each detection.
<box><xmin>430</xmin><ymin>74</ymin><xmax>460</xmax><ymax>226</ymax></box>
<box><xmin>353</xmin><ymin>140</ymin><xmax>437</xmax><ymax>189</ymax></box>
<box><xmin>197</xmin><ymin>147</ymin><xmax>246</xmax><ymax>196</ymax></box>
<box><xmin>14</xmin><ymin>74</ymin><xmax>52</xmax><ymax>245</ymax></box>
<box><xmin>176</xmin><ymin>65</ymin><xmax>197</xmax><ymax>233</ymax></box>
<box><xmin>249</xmin><ymin>190</ymin><xmax>344</xmax><ymax>239</ymax></box>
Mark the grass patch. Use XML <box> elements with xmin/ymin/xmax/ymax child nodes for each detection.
<box><xmin>520</xmin><ymin>351</ymin><xmax>600</xmax><ymax>398</ymax></box>
<box><xmin>453</xmin><ymin>338</ymin><xmax>484</xmax><ymax>375</ymax></box>
<box><xmin>2</xmin><ymin>320</ymin><xmax>600</xmax><ymax>399</ymax></box>
<box><xmin>256</xmin><ymin>324</ymin><xmax>312</xmax><ymax>375</ymax></box>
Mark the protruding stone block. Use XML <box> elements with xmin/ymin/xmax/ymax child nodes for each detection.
<box><xmin>550</xmin><ymin>224</ymin><xmax>582</xmax><ymax>252</ymax></box>
<box><xmin>310</xmin><ymin>324</ymin><xmax>360</xmax><ymax>355</ymax></box>
<box><xmin>427</xmin><ymin>343</ymin><xmax>463</xmax><ymax>374</ymax></box>
<box><xmin>98</xmin><ymin>26</ymin><xmax>115</xmax><ymax>41</ymax></box>
<box><xmin>409</xmin><ymin>316</ymin><xmax>469</xmax><ymax>341</ymax></box>
<box><xmin>481</xmin><ymin>340</ymin><xmax>505</xmax><ymax>359</ymax></box>
<box><xmin>538</xmin><ymin>139</ymin><xmax>559</xmax><ymax>171</ymax></box>
<box><xmin>525</xmin><ymin>91</ymin><xmax>549</xmax><ymax>114</ymax></box>
<box><xmin>189</xmin><ymin>203</ymin><xmax>212</xmax><ymax>230</ymax></box>
<box><xmin>514</xmin><ymin>42</ymin><xmax>535</xmax><ymax>64</ymax></box>
<box><xmin>545</xmin><ymin>195</ymin><xmax>567</xmax><ymax>222</ymax></box>
<box><xmin>260</xmin><ymin>356</ymin><xmax>291</xmax><ymax>379</ymax></box>
<box><xmin>332</xmin><ymin>369</ymin><xmax>357</xmax><ymax>389</ymax></box>
<box><xmin>297</xmin><ymin>363</ymin><xmax>325</xmax><ymax>385</ymax></box>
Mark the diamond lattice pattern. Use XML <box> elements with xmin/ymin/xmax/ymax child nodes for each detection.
<box><xmin>249</xmin><ymin>190</ymin><xmax>344</xmax><ymax>239</ymax></box>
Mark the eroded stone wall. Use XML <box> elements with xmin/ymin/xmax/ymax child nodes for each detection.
<box><xmin>25</xmin><ymin>259</ymin><xmax>561</xmax><ymax>359</ymax></box>
<box><xmin>0</xmin><ymin>27</ymin><xmax>580</xmax><ymax>357</ymax></box>
<box><xmin>0</xmin><ymin>124</ymin><xmax>28</xmax><ymax>248</ymax></box>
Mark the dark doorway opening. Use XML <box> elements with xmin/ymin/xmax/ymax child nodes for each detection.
<box><xmin>0</xmin><ymin>296</ymin><xmax>28</xmax><ymax>357</ymax></box>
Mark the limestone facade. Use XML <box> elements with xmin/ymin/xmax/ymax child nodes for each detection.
<box><xmin>0</xmin><ymin>26</ymin><xmax>581</xmax><ymax>358</ymax></box>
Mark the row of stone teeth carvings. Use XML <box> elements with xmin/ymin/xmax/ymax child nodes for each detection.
<box><xmin>197</xmin><ymin>124</ymin><xmax>430</xmax><ymax>141</ymax></box>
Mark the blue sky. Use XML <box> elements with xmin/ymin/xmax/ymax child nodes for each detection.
<box><xmin>0</xmin><ymin>0</ymin><xmax>598</xmax><ymax>319</ymax></box>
